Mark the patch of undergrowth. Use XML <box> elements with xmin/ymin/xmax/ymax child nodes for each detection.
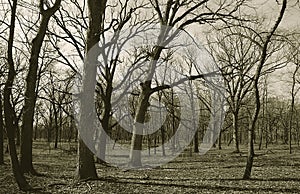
<box><xmin>1</xmin><ymin>143</ymin><xmax>300</xmax><ymax>193</ymax></box>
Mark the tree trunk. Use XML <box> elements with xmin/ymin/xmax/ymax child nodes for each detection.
<box><xmin>0</xmin><ymin>93</ymin><xmax>4</xmax><ymax>165</ymax></box>
<box><xmin>158</xmin><ymin>92</ymin><xmax>166</xmax><ymax>156</ymax></box>
<box><xmin>161</xmin><ymin>126</ymin><xmax>166</xmax><ymax>156</ymax></box>
<box><xmin>258</xmin><ymin>87</ymin><xmax>266</xmax><ymax>151</ymax></box>
<box><xmin>76</xmin><ymin>0</ymin><xmax>107</xmax><ymax>180</ymax></box>
<box><xmin>289</xmin><ymin>65</ymin><xmax>298</xmax><ymax>154</ymax></box>
<box><xmin>258</xmin><ymin>94</ymin><xmax>264</xmax><ymax>150</ymax></box>
<box><xmin>76</xmin><ymin>138</ymin><xmax>98</xmax><ymax>180</ymax></box>
<box><xmin>243</xmin><ymin>122</ymin><xmax>255</xmax><ymax>179</ymax></box>
<box><xmin>218</xmin><ymin>131</ymin><xmax>222</xmax><ymax>150</ymax></box>
<box><xmin>20</xmin><ymin>0</ymin><xmax>61</xmax><ymax>174</ymax></box>
<box><xmin>53</xmin><ymin>103</ymin><xmax>59</xmax><ymax>149</ymax></box>
<box><xmin>98</xmin><ymin>81</ymin><xmax>112</xmax><ymax>163</ymax></box>
<box><xmin>59</xmin><ymin>108</ymin><xmax>62</xmax><ymax>145</ymax></box>
<box><xmin>129</xmin><ymin>88</ymin><xmax>151</xmax><ymax>167</ymax></box>
<box><xmin>4</xmin><ymin>0</ymin><xmax>32</xmax><ymax>190</ymax></box>
<box><xmin>243</xmin><ymin>0</ymin><xmax>286</xmax><ymax>179</ymax></box>
<box><xmin>128</xmin><ymin>35</ymin><xmax>166</xmax><ymax>166</ymax></box>
<box><xmin>194</xmin><ymin>130</ymin><xmax>199</xmax><ymax>153</ymax></box>
<box><xmin>48</xmin><ymin>106</ymin><xmax>53</xmax><ymax>143</ymax></box>
<box><xmin>232</xmin><ymin>111</ymin><xmax>240</xmax><ymax>153</ymax></box>
<box><xmin>15</xmin><ymin>125</ymin><xmax>20</xmax><ymax>146</ymax></box>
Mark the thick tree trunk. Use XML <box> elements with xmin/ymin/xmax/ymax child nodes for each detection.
<box><xmin>129</xmin><ymin>89</ymin><xmax>151</xmax><ymax>167</ymax></box>
<box><xmin>20</xmin><ymin>0</ymin><xmax>61</xmax><ymax>174</ymax></box>
<box><xmin>76</xmin><ymin>138</ymin><xmax>98</xmax><ymax>180</ymax></box>
<box><xmin>76</xmin><ymin>0</ymin><xmax>107</xmax><ymax>180</ymax></box>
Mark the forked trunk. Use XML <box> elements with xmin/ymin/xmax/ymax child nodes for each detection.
<box><xmin>4</xmin><ymin>0</ymin><xmax>32</xmax><ymax>189</ymax></box>
<box><xmin>20</xmin><ymin>0</ymin><xmax>62</xmax><ymax>174</ymax></box>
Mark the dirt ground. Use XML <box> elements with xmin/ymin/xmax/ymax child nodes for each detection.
<box><xmin>0</xmin><ymin>143</ymin><xmax>300</xmax><ymax>193</ymax></box>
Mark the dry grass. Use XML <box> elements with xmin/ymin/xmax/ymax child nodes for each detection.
<box><xmin>0</xmin><ymin>142</ymin><xmax>300</xmax><ymax>193</ymax></box>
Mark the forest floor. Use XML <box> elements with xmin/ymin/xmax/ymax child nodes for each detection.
<box><xmin>0</xmin><ymin>142</ymin><xmax>300</xmax><ymax>193</ymax></box>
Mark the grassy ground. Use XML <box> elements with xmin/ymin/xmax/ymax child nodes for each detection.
<box><xmin>0</xmin><ymin>143</ymin><xmax>300</xmax><ymax>193</ymax></box>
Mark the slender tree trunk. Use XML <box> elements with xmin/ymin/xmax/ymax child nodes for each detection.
<box><xmin>194</xmin><ymin>130</ymin><xmax>199</xmax><ymax>153</ymax></box>
<box><xmin>243</xmin><ymin>119</ymin><xmax>255</xmax><ymax>179</ymax></box>
<box><xmin>0</xmin><ymin>94</ymin><xmax>4</xmax><ymax>165</ymax></box>
<box><xmin>289</xmin><ymin>65</ymin><xmax>298</xmax><ymax>154</ymax></box>
<box><xmin>161</xmin><ymin>126</ymin><xmax>166</xmax><ymax>156</ymax></box>
<box><xmin>297</xmin><ymin>117</ymin><xmax>300</xmax><ymax>147</ymax></box>
<box><xmin>59</xmin><ymin>108</ymin><xmax>62</xmax><ymax>145</ymax></box>
<box><xmin>76</xmin><ymin>0</ymin><xmax>107</xmax><ymax>180</ymax></box>
<box><xmin>53</xmin><ymin>104</ymin><xmax>59</xmax><ymax>149</ymax></box>
<box><xmin>158</xmin><ymin>92</ymin><xmax>166</xmax><ymax>156</ymax></box>
<box><xmin>258</xmin><ymin>82</ymin><xmax>266</xmax><ymax>151</ymax></box>
<box><xmin>171</xmin><ymin>88</ymin><xmax>176</xmax><ymax>152</ymax></box>
<box><xmin>20</xmin><ymin>0</ymin><xmax>61</xmax><ymax>174</ymax></box>
<box><xmin>48</xmin><ymin>106</ymin><xmax>53</xmax><ymax>143</ymax></box>
<box><xmin>4</xmin><ymin>0</ymin><xmax>32</xmax><ymax>190</ymax></box>
<box><xmin>232</xmin><ymin>111</ymin><xmax>240</xmax><ymax>153</ymax></box>
<box><xmin>188</xmin><ymin>81</ymin><xmax>198</xmax><ymax>153</ymax></box>
<box><xmin>243</xmin><ymin>0</ymin><xmax>286</xmax><ymax>179</ymax></box>
<box><xmin>218</xmin><ymin>132</ymin><xmax>222</xmax><ymax>150</ymax></box>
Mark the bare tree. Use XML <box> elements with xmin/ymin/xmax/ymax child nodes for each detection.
<box><xmin>129</xmin><ymin>0</ymin><xmax>247</xmax><ymax>167</ymax></box>
<box><xmin>243</xmin><ymin>0</ymin><xmax>287</xmax><ymax>180</ymax></box>
<box><xmin>20</xmin><ymin>0</ymin><xmax>62</xmax><ymax>174</ymax></box>
<box><xmin>207</xmin><ymin>25</ymin><xmax>261</xmax><ymax>153</ymax></box>
<box><xmin>3</xmin><ymin>0</ymin><xmax>32</xmax><ymax>190</ymax></box>
<box><xmin>287</xmin><ymin>34</ymin><xmax>300</xmax><ymax>154</ymax></box>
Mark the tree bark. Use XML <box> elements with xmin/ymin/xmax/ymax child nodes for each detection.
<box><xmin>76</xmin><ymin>0</ymin><xmax>107</xmax><ymax>180</ymax></box>
<box><xmin>20</xmin><ymin>0</ymin><xmax>61</xmax><ymax>174</ymax></box>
